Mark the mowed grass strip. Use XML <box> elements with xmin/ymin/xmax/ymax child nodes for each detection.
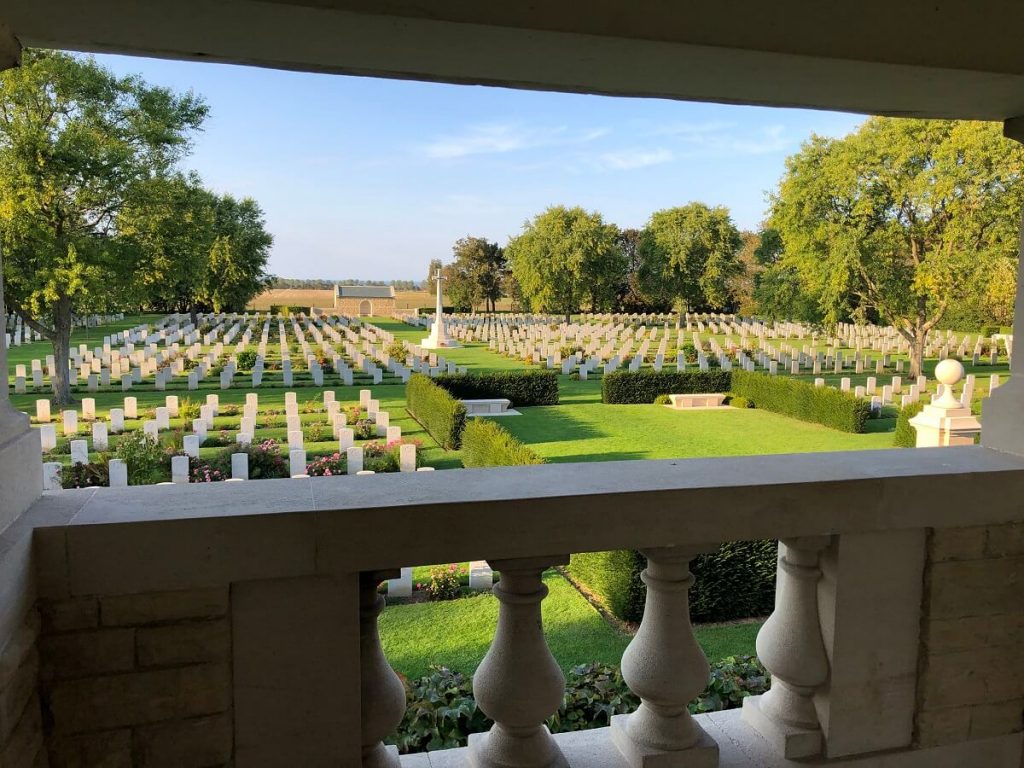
<box><xmin>500</xmin><ymin>396</ymin><xmax>896</xmax><ymax>463</ymax></box>
<box><xmin>379</xmin><ymin>569</ymin><xmax>760</xmax><ymax>679</ymax></box>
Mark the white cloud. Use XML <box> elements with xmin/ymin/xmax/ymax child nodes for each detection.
<box><xmin>595</xmin><ymin>147</ymin><xmax>674</xmax><ymax>170</ymax></box>
<box><xmin>650</xmin><ymin>121</ymin><xmax>793</xmax><ymax>156</ymax></box>
<box><xmin>422</xmin><ymin>122</ymin><xmax>608</xmax><ymax>159</ymax></box>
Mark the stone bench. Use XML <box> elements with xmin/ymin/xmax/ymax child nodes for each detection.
<box><xmin>462</xmin><ymin>398</ymin><xmax>521</xmax><ymax>416</ymax></box>
<box><xmin>667</xmin><ymin>393</ymin><xmax>728</xmax><ymax>409</ymax></box>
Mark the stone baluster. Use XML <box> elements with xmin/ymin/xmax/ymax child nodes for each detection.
<box><xmin>469</xmin><ymin>556</ymin><xmax>570</xmax><ymax>768</ymax></box>
<box><xmin>742</xmin><ymin>536</ymin><xmax>830</xmax><ymax>758</ymax></box>
<box><xmin>360</xmin><ymin>570</ymin><xmax>405</xmax><ymax>768</ymax></box>
<box><xmin>611</xmin><ymin>545</ymin><xmax>719</xmax><ymax>767</ymax></box>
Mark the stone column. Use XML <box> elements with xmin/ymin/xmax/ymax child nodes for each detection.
<box><xmin>910</xmin><ymin>359</ymin><xmax>981</xmax><ymax>446</ymax></box>
<box><xmin>0</xmin><ymin>32</ymin><xmax>42</xmax><ymax>532</ymax></box>
<box><xmin>360</xmin><ymin>570</ymin><xmax>405</xmax><ymax>768</ymax></box>
<box><xmin>610</xmin><ymin>545</ymin><xmax>719</xmax><ymax>768</ymax></box>
<box><xmin>983</xmin><ymin>117</ymin><xmax>1024</xmax><ymax>454</ymax></box>
<box><xmin>468</xmin><ymin>556</ymin><xmax>570</xmax><ymax>768</ymax></box>
<box><xmin>742</xmin><ymin>537</ymin><xmax>830</xmax><ymax>758</ymax></box>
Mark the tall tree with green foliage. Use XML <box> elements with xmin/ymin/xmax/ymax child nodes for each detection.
<box><xmin>0</xmin><ymin>50</ymin><xmax>207</xmax><ymax>404</ymax></box>
<box><xmin>450</xmin><ymin>236</ymin><xmax>506</xmax><ymax>312</ymax></box>
<box><xmin>638</xmin><ymin>203</ymin><xmax>743</xmax><ymax>322</ymax></box>
<box><xmin>199</xmin><ymin>195</ymin><xmax>273</xmax><ymax>312</ymax></box>
<box><xmin>768</xmin><ymin>118</ymin><xmax>1024</xmax><ymax>376</ymax></box>
<box><xmin>506</xmin><ymin>205</ymin><xmax>623</xmax><ymax>322</ymax></box>
<box><xmin>119</xmin><ymin>173</ymin><xmax>217</xmax><ymax>323</ymax></box>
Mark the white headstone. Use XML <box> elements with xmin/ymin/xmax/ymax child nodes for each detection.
<box><xmin>62</xmin><ymin>410</ymin><xmax>78</xmax><ymax>436</ymax></box>
<box><xmin>346</xmin><ymin>446</ymin><xmax>364</xmax><ymax>474</ymax></box>
<box><xmin>42</xmin><ymin>462</ymin><xmax>63</xmax><ymax>492</ymax></box>
<box><xmin>165</xmin><ymin>395</ymin><xmax>180</xmax><ymax>417</ymax></box>
<box><xmin>70</xmin><ymin>440</ymin><xmax>89</xmax><ymax>465</ymax></box>
<box><xmin>231</xmin><ymin>453</ymin><xmax>249</xmax><ymax>480</ymax></box>
<box><xmin>108</xmin><ymin>459</ymin><xmax>128</xmax><ymax>487</ymax></box>
<box><xmin>91</xmin><ymin>422</ymin><xmax>109</xmax><ymax>452</ymax></box>
<box><xmin>171</xmin><ymin>455</ymin><xmax>190</xmax><ymax>484</ymax></box>
<box><xmin>36</xmin><ymin>399</ymin><xmax>51</xmax><ymax>423</ymax></box>
<box><xmin>289</xmin><ymin>448</ymin><xmax>307</xmax><ymax>478</ymax></box>
<box><xmin>399</xmin><ymin>443</ymin><xmax>416</xmax><ymax>472</ymax></box>
<box><xmin>124</xmin><ymin>396</ymin><xmax>138</xmax><ymax>419</ymax></box>
<box><xmin>39</xmin><ymin>424</ymin><xmax>57</xmax><ymax>453</ymax></box>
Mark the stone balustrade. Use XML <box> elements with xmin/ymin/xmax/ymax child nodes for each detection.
<box><xmin>1</xmin><ymin>447</ymin><xmax>1022</xmax><ymax>766</ymax></box>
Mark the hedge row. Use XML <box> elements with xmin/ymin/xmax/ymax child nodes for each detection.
<box><xmin>436</xmin><ymin>370</ymin><xmax>559</xmax><ymax>406</ymax></box>
<box><xmin>567</xmin><ymin>541</ymin><xmax>779</xmax><ymax>624</ymax></box>
<box><xmin>461</xmin><ymin>418</ymin><xmax>545</xmax><ymax>468</ymax></box>
<box><xmin>406</xmin><ymin>373</ymin><xmax>467</xmax><ymax>449</ymax></box>
<box><xmin>893</xmin><ymin>400</ymin><xmax>926</xmax><ymax>447</ymax></box>
<box><xmin>730</xmin><ymin>370</ymin><xmax>871</xmax><ymax>433</ymax></box>
<box><xmin>601</xmin><ymin>370</ymin><xmax>732</xmax><ymax>404</ymax></box>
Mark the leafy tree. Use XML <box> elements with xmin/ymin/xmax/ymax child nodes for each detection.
<box><xmin>442</xmin><ymin>260</ymin><xmax>480</xmax><ymax>311</ymax></box>
<box><xmin>199</xmin><ymin>195</ymin><xmax>273</xmax><ymax>312</ymax></box>
<box><xmin>0</xmin><ymin>50</ymin><xmax>207</xmax><ymax>404</ymax></box>
<box><xmin>730</xmin><ymin>231</ymin><xmax>761</xmax><ymax>315</ymax></box>
<box><xmin>451</xmin><ymin>236</ymin><xmax>506</xmax><ymax>312</ymax></box>
<box><xmin>638</xmin><ymin>203</ymin><xmax>743</xmax><ymax>322</ymax></box>
<box><xmin>119</xmin><ymin>173</ymin><xmax>216</xmax><ymax>323</ymax></box>
<box><xmin>506</xmin><ymin>205</ymin><xmax>623</xmax><ymax>322</ymax></box>
<box><xmin>768</xmin><ymin>118</ymin><xmax>1024</xmax><ymax>376</ymax></box>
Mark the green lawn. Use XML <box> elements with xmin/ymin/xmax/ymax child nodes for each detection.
<box><xmin>498</xmin><ymin>379</ymin><xmax>896</xmax><ymax>462</ymax></box>
<box><xmin>380</xmin><ymin>570</ymin><xmax>761</xmax><ymax>679</ymax></box>
<box><xmin>368</xmin><ymin>317</ymin><xmax>534</xmax><ymax>373</ymax></box>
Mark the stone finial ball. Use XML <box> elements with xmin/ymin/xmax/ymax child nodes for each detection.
<box><xmin>935</xmin><ymin>358</ymin><xmax>964</xmax><ymax>386</ymax></box>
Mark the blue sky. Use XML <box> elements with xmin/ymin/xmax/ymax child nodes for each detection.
<box><xmin>97</xmin><ymin>54</ymin><xmax>865</xmax><ymax>281</ymax></box>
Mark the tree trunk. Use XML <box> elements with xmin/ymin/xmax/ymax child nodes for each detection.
<box><xmin>909</xmin><ymin>328</ymin><xmax>926</xmax><ymax>379</ymax></box>
<box><xmin>51</xmin><ymin>296</ymin><xmax>74</xmax><ymax>406</ymax></box>
<box><xmin>189</xmin><ymin>302</ymin><xmax>198</xmax><ymax>327</ymax></box>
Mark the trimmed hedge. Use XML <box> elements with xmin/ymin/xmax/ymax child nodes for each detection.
<box><xmin>461</xmin><ymin>418</ymin><xmax>545</xmax><ymax>468</ymax></box>
<box><xmin>568</xmin><ymin>541</ymin><xmax>778</xmax><ymax>624</ymax></box>
<box><xmin>566</xmin><ymin>551</ymin><xmax>647</xmax><ymax>623</ymax></box>
<box><xmin>406</xmin><ymin>373</ymin><xmax>467</xmax><ymax>449</ymax></box>
<box><xmin>730</xmin><ymin>370</ymin><xmax>871</xmax><ymax>433</ymax></box>
<box><xmin>436</xmin><ymin>370</ymin><xmax>559</xmax><ymax>406</ymax></box>
<box><xmin>601</xmin><ymin>370</ymin><xmax>732</xmax><ymax>404</ymax></box>
<box><xmin>893</xmin><ymin>400</ymin><xmax>926</xmax><ymax>447</ymax></box>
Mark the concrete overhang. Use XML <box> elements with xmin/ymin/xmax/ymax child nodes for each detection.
<box><xmin>3</xmin><ymin>0</ymin><xmax>1024</xmax><ymax>119</ymax></box>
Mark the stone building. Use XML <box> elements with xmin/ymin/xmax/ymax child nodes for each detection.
<box><xmin>333</xmin><ymin>284</ymin><xmax>395</xmax><ymax>316</ymax></box>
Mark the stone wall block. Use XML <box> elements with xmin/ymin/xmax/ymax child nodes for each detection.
<box><xmin>100</xmin><ymin>588</ymin><xmax>228</xmax><ymax>627</ymax></box>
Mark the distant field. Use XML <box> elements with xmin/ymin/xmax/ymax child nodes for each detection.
<box><xmin>248</xmin><ymin>288</ymin><xmax>514</xmax><ymax>312</ymax></box>
<box><xmin>247</xmin><ymin>288</ymin><xmax>335</xmax><ymax>310</ymax></box>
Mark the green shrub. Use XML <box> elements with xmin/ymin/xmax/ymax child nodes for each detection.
<box><xmin>461</xmin><ymin>418</ymin><xmax>544</xmax><ymax>468</ymax></box>
<box><xmin>893</xmin><ymin>400</ymin><xmax>927</xmax><ymax>447</ymax></box>
<box><xmin>566</xmin><ymin>551</ymin><xmax>647</xmax><ymax>623</ymax></box>
<box><xmin>61</xmin><ymin>460</ymin><xmax>110</xmax><ymax>489</ymax></box>
<box><xmin>114</xmin><ymin>432</ymin><xmax>170</xmax><ymax>485</ymax></box>
<box><xmin>602</xmin><ymin>370</ymin><xmax>731</xmax><ymax>404</ymax></box>
<box><xmin>653</xmin><ymin>393</ymin><xmax>671</xmax><ymax>405</ymax></box>
<box><xmin>424</xmin><ymin>564</ymin><xmax>464</xmax><ymax>601</ymax></box>
<box><xmin>435</xmin><ymin>370</ymin><xmax>559</xmax><ymax>406</ymax></box>
<box><xmin>386</xmin><ymin>339</ymin><xmax>409</xmax><ymax>361</ymax></box>
<box><xmin>406</xmin><ymin>373</ymin><xmax>467</xmax><ymax>449</ymax></box>
<box><xmin>729</xmin><ymin>395</ymin><xmax>753</xmax><ymax>409</ymax></box>
<box><xmin>568</xmin><ymin>541</ymin><xmax>778</xmax><ymax>624</ymax></box>
<box><xmin>236</xmin><ymin>350</ymin><xmax>258</xmax><ymax>370</ymax></box>
<box><xmin>390</xmin><ymin>657</ymin><xmax>768</xmax><ymax>754</ymax></box>
<box><xmin>979</xmin><ymin>324</ymin><xmax>1000</xmax><ymax>337</ymax></box>
<box><xmin>730</xmin><ymin>370</ymin><xmax>870</xmax><ymax>433</ymax></box>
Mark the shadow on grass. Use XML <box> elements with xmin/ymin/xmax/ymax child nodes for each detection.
<box><xmin>504</xmin><ymin>408</ymin><xmax>603</xmax><ymax>443</ymax></box>
<box><xmin>863</xmin><ymin>418</ymin><xmax>897</xmax><ymax>434</ymax></box>
<box><xmin>545</xmin><ymin>451</ymin><xmax>650</xmax><ymax>464</ymax></box>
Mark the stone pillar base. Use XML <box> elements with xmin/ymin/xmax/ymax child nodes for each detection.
<box><xmin>0</xmin><ymin>419</ymin><xmax>41</xmax><ymax>531</ymax></box>
<box><xmin>363</xmin><ymin>743</ymin><xmax>400</xmax><ymax>768</ymax></box>
<box><xmin>467</xmin><ymin>728</ymin><xmax>568</xmax><ymax>768</ymax></box>
<box><xmin>610</xmin><ymin>714</ymin><xmax>719</xmax><ymax>768</ymax></box>
<box><xmin>741</xmin><ymin>694</ymin><xmax>822</xmax><ymax>759</ymax></box>
<box><xmin>419</xmin><ymin>336</ymin><xmax>461</xmax><ymax>349</ymax></box>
